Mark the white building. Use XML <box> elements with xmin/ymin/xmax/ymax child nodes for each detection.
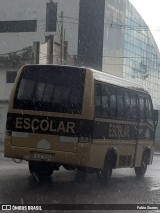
<box><xmin>0</xmin><ymin>0</ymin><xmax>78</xmax><ymax>141</ymax></box>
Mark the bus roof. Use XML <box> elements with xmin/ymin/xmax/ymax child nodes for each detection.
<box><xmin>90</xmin><ymin>68</ymin><xmax>149</xmax><ymax>94</ymax></box>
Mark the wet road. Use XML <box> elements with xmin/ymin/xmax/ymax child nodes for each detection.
<box><xmin>0</xmin><ymin>152</ymin><xmax>160</xmax><ymax>212</ymax></box>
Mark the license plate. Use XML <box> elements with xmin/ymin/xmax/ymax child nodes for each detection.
<box><xmin>33</xmin><ymin>152</ymin><xmax>52</xmax><ymax>161</ymax></box>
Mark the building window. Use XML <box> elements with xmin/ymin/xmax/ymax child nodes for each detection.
<box><xmin>6</xmin><ymin>71</ymin><xmax>17</xmax><ymax>83</ymax></box>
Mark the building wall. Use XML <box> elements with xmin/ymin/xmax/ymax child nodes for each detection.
<box><xmin>101</xmin><ymin>0</ymin><xmax>160</xmax><ymax>111</ymax></box>
<box><xmin>0</xmin><ymin>68</ymin><xmax>16</xmax><ymax>142</ymax></box>
<box><xmin>0</xmin><ymin>0</ymin><xmax>79</xmax><ymax>57</ymax></box>
<box><xmin>102</xmin><ymin>0</ymin><xmax>126</xmax><ymax>77</ymax></box>
<box><xmin>0</xmin><ymin>0</ymin><xmax>47</xmax><ymax>54</ymax></box>
<box><xmin>123</xmin><ymin>1</ymin><xmax>160</xmax><ymax>110</ymax></box>
<box><xmin>77</xmin><ymin>0</ymin><xmax>105</xmax><ymax>70</ymax></box>
<box><xmin>0</xmin><ymin>47</ymin><xmax>33</xmax><ymax>142</ymax></box>
<box><xmin>0</xmin><ymin>102</ymin><xmax>7</xmax><ymax>142</ymax></box>
<box><xmin>0</xmin><ymin>68</ymin><xmax>16</xmax><ymax>101</ymax></box>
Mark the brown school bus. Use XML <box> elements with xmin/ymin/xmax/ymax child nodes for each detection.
<box><xmin>4</xmin><ymin>64</ymin><xmax>158</xmax><ymax>181</ymax></box>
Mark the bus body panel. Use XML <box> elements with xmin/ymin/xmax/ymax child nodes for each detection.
<box><xmin>5</xmin><ymin>65</ymin><xmax>94</xmax><ymax>168</ymax></box>
<box><xmin>89</xmin><ymin>140</ymin><xmax>137</xmax><ymax>169</ymax></box>
<box><xmin>4</xmin><ymin>65</ymin><xmax>157</xmax><ymax>173</ymax></box>
<box><xmin>4</xmin><ymin>138</ymin><xmax>91</xmax><ymax>167</ymax></box>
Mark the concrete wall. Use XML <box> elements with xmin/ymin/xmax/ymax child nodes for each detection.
<box><xmin>0</xmin><ymin>0</ymin><xmax>79</xmax><ymax>57</ymax></box>
<box><xmin>0</xmin><ymin>0</ymin><xmax>48</xmax><ymax>54</ymax></box>
<box><xmin>0</xmin><ymin>102</ymin><xmax>7</xmax><ymax>142</ymax></box>
<box><xmin>102</xmin><ymin>0</ymin><xmax>126</xmax><ymax>77</ymax></box>
<box><xmin>0</xmin><ymin>68</ymin><xmax>16</xmax><ymax>101</ymax></box>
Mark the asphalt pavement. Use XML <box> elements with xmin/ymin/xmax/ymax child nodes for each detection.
<box><xmin>0</xmin><ymin>154</ymin><xmax>160</xmax><ymax>213</ymax></box>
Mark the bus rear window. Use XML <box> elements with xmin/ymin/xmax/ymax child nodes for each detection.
<box><xmin>13</xmin><ymin>65</ymin><xmax>86</xmax><ymax>114</ymax></box>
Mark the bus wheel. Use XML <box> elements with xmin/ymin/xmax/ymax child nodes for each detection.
<box><xmin>134</xmin><ymin>151</ymin><xmax>148</xmax><ymax>177</ymax></box>
<box><xmin>97</xmin><ymin>153</ymin><xmax>113</xmax><ymax>182</ymax></box>
<box><xmin>28</xmin><ymin>161</ymin><xmax>54</xmax><ymax>180</ymax></box>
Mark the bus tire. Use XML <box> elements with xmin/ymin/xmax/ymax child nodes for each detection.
<box><xmin>28</xmin><ymin>161</ymin><xmax>54</xmax><ymax>180</ymax></box>
<box><xmin>97</xmin><ymin>152</ymin><xmax>113</xmax><ymax>182</ymax></box>
<box><xmin>134</xmin><ymin>151</ymin><xmax>148</xmax><ymax>177</ymax></box>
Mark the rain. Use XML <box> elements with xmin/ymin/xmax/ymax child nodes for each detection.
<box><xmin>0</xmin><ymin>0</ymin><xmax>160</xmax><ymax>212</ymax></box>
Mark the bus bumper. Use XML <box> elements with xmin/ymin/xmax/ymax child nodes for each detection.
<box><xmin>4</xmin><ymin>142</ymin><xmax>90</xmax><ymax>168</ymax></box>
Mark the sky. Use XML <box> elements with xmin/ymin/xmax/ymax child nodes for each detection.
<box><xmin>129</xmin><ymin>0</ymin><xmax>160</xmax><ymax>50</ymax></box>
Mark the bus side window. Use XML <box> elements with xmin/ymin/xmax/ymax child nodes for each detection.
<box><xmin>130</xmin><ymin>94</ymin><xmax>138</xmax><ymax>120</ymax></box>
<box><xmin>95</xmin><ymin>83</ymin><xmax>102</xmax><ymax>117</ymax></box>
<box><xmin>109</xmin><ymin>87</ymin><xmax>117</xmax><ymax>118</ymax></box>
<box><xmin>17</xmin><ymin>79</ymin><xmax>35</xmax><ymax>100</ymax></box>
<box><xmin>102</xmin><ymin>84</ymin><xmax>109</xmax><ymax>117</ymax></box>
<box><xmin>146</xmin><ymin>97</ymin><xmax>153</xmax><ymax>119</ymax></box>
<box><xmin>124</xmin><ymin>91</ymin><xmax>131</xmax><ymax>119</ymax></box>
<box><xmin>117</xmin><ymin>89</ymin><xmax>124</xmax><ymax>119</ymax></box>
<box><xmin>43</xmin><ymin>84</ymin><xmax>54</xmax><ymax>102</ymax></box>
<box><xmin>139</xmin><ymin>96</ymin><xmax>145</xmax><ymax>120</ymax></box>
<box><xmin>35</xmin><ymin>82</ymin><xmax>45</xmax><ymax>101</ymax></box>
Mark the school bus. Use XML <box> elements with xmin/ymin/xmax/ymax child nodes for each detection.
<box><xmin>4</xmin><ymin>64</ymin><xmax>158</xmax><ymax>181</ymax></box>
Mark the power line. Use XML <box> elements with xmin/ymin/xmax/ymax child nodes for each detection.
<box><xmin>104</xmin><ymin>21</ymin><xmax>160</xmax><ymax>32</ymax></box>
<box><xmin>107</xmin><ymin>55</ymin><xmax>158</xmax><ymax>61</ymax></box>
<box><xmin>3</xmin><ymin>16</ymin><xmax>160</xmax><ymax>32</ymax></box>
<box><xmin>63</xmin><ymin>20</ymin><xmax>78</xmax><ymax>25</ymax></box>
<box><xmin>37</xmin><ymin>50</ymin><xmax>160</xmax><ymax>60</ymax></box>
<box><xmin>1</xmin><ymin>48</ymin><xmax>160</xmax><ymax>61</ymax></box>
<box><xmin>62</xmin><ymin>15</ymin><xmax>78</xmax><ymax>21</ymax></box>
<box><xmin>0</xmin><ymin>46</ymin><xmax>32</xmax><ymax>56</ymax></box>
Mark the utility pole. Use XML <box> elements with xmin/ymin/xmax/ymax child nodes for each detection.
<box><xmin>45</xmin><ymin>1</ymin><xmax>57</xmax><ymax>64</ymax></box>
<box><xmin>63</xmin><ymin>29</ymin><xmax>67</xmax><ymax>64</ymax></box>
<box><xmin>46</xmin><ymin>35</ymin><xmax>54</xmax><ymax>64</ymax></box>
<box><xmin>33</xmin><ymin>41</ymin><xmax>40</xmax><ymax>64</ymax></box>
<box><xmin>64</xmin><ymin>41</ymin><xmax>68</xmax><ymax>64</ymax></box>
<box><xmin>60</xmin><ymin>11</ymin><xmax>64</xmax><ymax>64</ymax></box>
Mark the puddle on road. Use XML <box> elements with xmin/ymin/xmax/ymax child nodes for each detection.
<box><xmin>149</xmin><ymin>186</ymin><xmax>160</xmax><ymax>191</ymax></box>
